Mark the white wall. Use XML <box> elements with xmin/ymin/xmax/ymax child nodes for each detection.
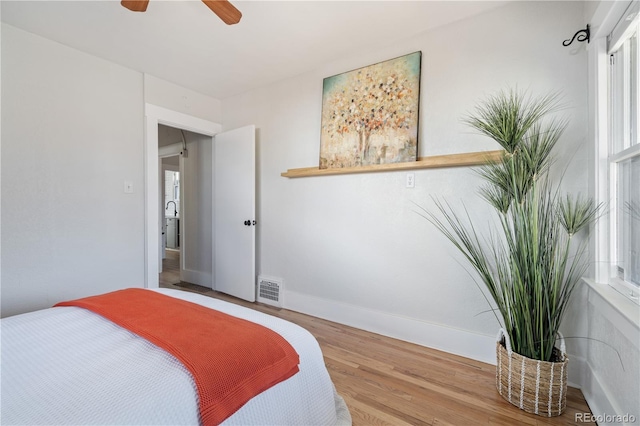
<box><xmin>144</xmin><ymin>74</ymin><xmax>222</xmax><ymax>124</ymax></box>
<box><xmin>222</xmin><ymin>1</ymin><xmax>590</xmax><ymax>366</ymax></box>
<box><xmin>0</xmin><ymin>24</ymin><xmax>222</xmax><ymax>317</ymax></box>
<box><xmin>181</xmin><ymin>133</ymin><xmax>213</xmax><ymax>287</ymax></box>
<box><xmin>1</xmin><ymin>23</ymin><xmax>145</xmax><ymax>317</ymax></box>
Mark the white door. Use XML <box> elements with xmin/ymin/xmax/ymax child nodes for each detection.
<box><xmin>213</xmin><ymin>125</ymin><xmax>256</xmax><ymax>301</ymax></box>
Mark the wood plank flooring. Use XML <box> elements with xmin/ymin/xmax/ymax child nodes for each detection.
<box><xmin>160</xmin><ymin>252</ymin><xmax>594</xmax><ymax>425</ymax></box>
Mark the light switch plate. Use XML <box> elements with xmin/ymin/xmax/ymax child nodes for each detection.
<box><xmin>124</xmin><ymin>180</ymin><xmax>134</xmax><ymax>194</ymax></box>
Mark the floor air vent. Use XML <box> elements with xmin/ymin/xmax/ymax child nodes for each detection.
<box><xmin>257</xmin><ymin>276</ymin><xmax>283</xmax><ymax>307</ymax></box>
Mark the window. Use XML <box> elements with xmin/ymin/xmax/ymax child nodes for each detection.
<box><xmin>608</xmin><ymin>0</ymin><xmax>640</xmax><ymax>303</ymax></box>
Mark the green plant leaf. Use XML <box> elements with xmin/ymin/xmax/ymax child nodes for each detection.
<box><xmin>421</xmin><ymin>88</ymin><xmax>601</xmax><ymax>362</ymax></box>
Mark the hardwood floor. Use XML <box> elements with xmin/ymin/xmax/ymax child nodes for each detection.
<box><xmin>160</xmin><ymin>254</ymin><xmax>594</xmax><ymax>425</ymax></box>
<box><xmin>160</xmin><ymin>249</ymin><xmax>181</xmax><ymax>287</ymax></box>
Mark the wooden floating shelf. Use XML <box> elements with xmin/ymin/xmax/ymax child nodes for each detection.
<box><xmin>281</xmin><ymin>150</ymin><xmax>504</xmax><ymax>178</ymax></box>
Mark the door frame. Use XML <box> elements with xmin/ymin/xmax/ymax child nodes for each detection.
<box><xmin>144</xmin><ymin>104</ymin><xmax>221</xmax><ymax>288</ymax></box>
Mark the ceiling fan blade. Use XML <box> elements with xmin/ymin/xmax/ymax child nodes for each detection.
<box><xmin>121</xmin><ymin>0</ymin><xmax>149</xmax><ymax>12</ymax></box>
<box><xmin>201</xmin><ymin>0</ymin><xmax>242</xmax><ymax>25</ymax></box>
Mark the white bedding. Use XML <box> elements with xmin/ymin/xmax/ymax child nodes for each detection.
<box><xmin>1</xmin><ymin>288</ymin><xmax>351</xmax><ymax>425</ymax></box>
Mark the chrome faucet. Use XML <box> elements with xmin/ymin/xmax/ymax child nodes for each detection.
<box><xmin>166</xmin><ymin>201</ymin><xmax>178</xmax><ymax>217</ymax></box>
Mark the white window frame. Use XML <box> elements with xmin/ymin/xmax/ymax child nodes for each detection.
<box><xmin>593</xmin><ymin>0</ymin><xmax>640</xmax><ymax>305</ymax></box>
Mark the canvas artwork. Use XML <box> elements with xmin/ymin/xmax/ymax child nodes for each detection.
<box><xmin>320</xmin><ymin>51</ymin><xmax>421</xmax><ymax>169</ymax></box>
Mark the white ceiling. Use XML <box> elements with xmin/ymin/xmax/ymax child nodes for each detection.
<box><xmin>1</xmin><ymin>0</ymin><xmax>506</xmax><ymax>99</ymax></box>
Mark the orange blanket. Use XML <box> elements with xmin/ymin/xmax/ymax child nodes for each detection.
<box><xmin>55</xmin><ymin>289</ymin><xmax>299</xmax><ymax>425</ymax></box>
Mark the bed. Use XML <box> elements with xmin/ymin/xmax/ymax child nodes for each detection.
<box><xmin>1</xmin><ymin>288</ymin><xmax>351</xmax><ymax>425</ymax></box>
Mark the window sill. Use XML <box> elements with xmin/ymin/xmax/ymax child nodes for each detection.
<box><xmin>583</xmin><ymin>277</ymin><xmax>640</xmax><ymax>338</ymax></box>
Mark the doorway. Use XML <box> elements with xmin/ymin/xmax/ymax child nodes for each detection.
<box><xmin>144</xmin><ymin>104</ymin><xmax>221</xmax><ymax>289</ymax></box>
<box><xmin>144</xmin><ymin>104</ymin><xmax>257</xmax><ymax>302</ymax></box>
<box><xmin>157</xmin><ymin>123</ymin><xmax>213</xmax><ymax>289</ymax></box>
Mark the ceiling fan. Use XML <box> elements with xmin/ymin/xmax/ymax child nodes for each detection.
<box><xmin>121</xmin><ymin>0</ymin><xmax>242</xmax><ymax>25</ymax></box>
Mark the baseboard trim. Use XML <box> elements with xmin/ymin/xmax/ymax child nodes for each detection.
<box><xmin>180</xmin><ymin>269</ymin><xmax>212</xmax><ymax>288</ymax></box>
<box><xmin>284</xmin><ymin>290</ymin><xmax>497</xmax><ymax>365</ymax></box>
<box><xmin>580</xmin><ymin>362</ymin><xmax>633</xmax><ymax>425</ymax></box>
<box><xmin>284</xmin><ymin>290</ymin><xmax>592</xmax><ymax>389</ymax></box>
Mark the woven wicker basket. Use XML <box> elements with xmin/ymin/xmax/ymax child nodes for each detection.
<box><xmin>495</xmin><ymin>329</ymin><xmax>569</xmax><ymax>417</ymax></box>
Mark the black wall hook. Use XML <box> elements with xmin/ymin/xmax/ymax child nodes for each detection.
<box><xmin>563</xmin><ymin>24</ymin><xmax>590</xmax><ymax>46</ymax></box>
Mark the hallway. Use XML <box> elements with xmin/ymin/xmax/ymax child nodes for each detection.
<box><xmin>160</xmin><ymin>250</ymin><xmax>215</xmax><ymax>295</ymax></box>
<box><xmin>159</xmin><ymin>250</ymin><xmax>181</xmax><ymax>287</ymax></box>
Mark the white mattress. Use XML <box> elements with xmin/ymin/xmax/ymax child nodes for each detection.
<box><xmin>1</xmin><ymin>288</ymin><xmax>351</xmax><ymax>425</ymax></box>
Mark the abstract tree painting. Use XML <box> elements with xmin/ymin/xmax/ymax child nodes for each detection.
<box><xmin>320</xmin><ymin>52</ymin><xmax>421</xmax><ymax>169</ymax></box>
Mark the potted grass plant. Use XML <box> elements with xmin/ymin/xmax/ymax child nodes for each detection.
<box><xmin>420</xmin><ymin>89</ymin><xmax>601</xmax><ymax>417</ymax></box>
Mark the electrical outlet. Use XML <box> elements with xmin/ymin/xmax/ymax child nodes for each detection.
<box><xmin>406</xmin><ymin>173</ymin><xmax>415</xmax><ymax>188</ymax></box>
